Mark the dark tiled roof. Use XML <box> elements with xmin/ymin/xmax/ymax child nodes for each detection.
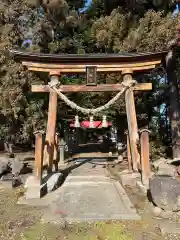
<box><xmin>10</xmin><ymin>49</ymin><xmax>167</xmax><ymax>64</ymax></box>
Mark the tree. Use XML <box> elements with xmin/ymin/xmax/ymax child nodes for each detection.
<box><xmin>0</xmin><ymin>0</ymin><xmax>90</xmax><ymax>147</ymax></box>
<box><xmin>0</xmin><ymin>0</ymin><xmax>48</xmax><ymax>146</ymax></box>
<box><xmin>91</xmin><ymin>8</ymin><xmax>180</xmax><ymax>157</ymax></box>
<box><xmin>0</xmin><ymin>0</ymin><xmax>179</xmax><ymax>160</ymax></box>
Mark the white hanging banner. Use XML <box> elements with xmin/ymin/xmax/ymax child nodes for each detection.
<box><xmin>102</xmin><ymin>115</ymin><xmax>108</xmax><ymax>128</ymax></box>
<box><xmin>74</xmin><ymin>115</ymin><xmax>80</xmax><ymax>128</ymax></box>
<box><xmin>89</xmin><ymin>116</ymin><xmax>95</xmax><ymax>128</ymax></box>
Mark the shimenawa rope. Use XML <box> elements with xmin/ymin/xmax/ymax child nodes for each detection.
<box><xmin>48</xmin><ymin>79</ymin><xmax>137</xmax><ymax>115</ymax></box>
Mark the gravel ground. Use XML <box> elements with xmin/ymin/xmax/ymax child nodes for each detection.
<box><xmin>108</xmin><ymin>164</ymin><xmax>180</xmax><ymax>240</ymax></box>
<box><xmin>0</xmin><ymin>186</ymin><xmax>179</xmax><ymax>240</ymax></box>
<box><xmin>0</xmin><ymin>151</ymin><xmax>180</xmax><ymax>239</ymax></box>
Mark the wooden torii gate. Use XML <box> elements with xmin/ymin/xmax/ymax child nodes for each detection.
<box><xmin>11</xmin><ymin>50</ymin><xmax>166</xmax><ymax>190</ymax></box>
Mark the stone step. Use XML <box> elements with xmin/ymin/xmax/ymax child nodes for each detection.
<box><xmin>65</xmin><ymin>175</ymin><xmax>111</xmax><ymax>183</ymax></box>
<box><xmin>45</xmin><ymin>180</ymin><xmax>140</xmax><ymax>223</ymax></box>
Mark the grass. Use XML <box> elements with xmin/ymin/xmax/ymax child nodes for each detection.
<box><xmin>0</xmin><ymin>187</ymin><xmax>134</xmax><ymax>239</ymax></box>
<box><xmin>20</xmin><ymin>221</ymin><xmax>134</xmax><ymax>240</ymax></box>
<box><xmin>0</xmin><ymin>169</ymin><xmax>174</xmax><ymax>240</ymax></box>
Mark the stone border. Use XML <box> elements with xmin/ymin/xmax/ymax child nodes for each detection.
<box><xmin>113</xmin><ymin>181</ymin><xmax>139</xmax><ymax>215</ymax></box>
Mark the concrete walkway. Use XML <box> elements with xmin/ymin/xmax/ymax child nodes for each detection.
<box><xmin>41</xmin><ymin>161</ymin><xmax>140</xmax><ymax>223</ymax></box>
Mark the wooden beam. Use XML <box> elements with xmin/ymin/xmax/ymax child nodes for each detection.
<box><xmin>124</xmin><ymin>74</ymin><xmax>140</xmax><ymax>171</ymax></box>
<box><xmin>22</xmin><ymin>60</ymin><xmax>161</xmax><ymax>70</ymax></box>
<box><xmin>28</xmin><ymin>65</ymin><xmax>157</xmax><ymax>73</ymax></box>
<box><xmin>43</xmin><ymin>76</ymin><xmax>58</xmax><ymax>172</ymax></box>
<box><xmin>31</xmin><ymin>83</ymin><xmax>152</xmax><ymax>93</ymax></box>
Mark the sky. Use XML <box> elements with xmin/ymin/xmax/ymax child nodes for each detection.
<box><xmin>80</xmin><ymin>0</ymin><xmax>92</xmax><ymax>12</ymax></box>
<box><xmin>85</xmin><ymin>0</ymin><xmax>92</xmax><ymax>8</ymax></box>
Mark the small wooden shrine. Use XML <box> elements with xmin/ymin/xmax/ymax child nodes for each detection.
<box><xmin>11</xmin><ymin>50</ymin><xmax>167</xmax><ymax>190</ymax></box>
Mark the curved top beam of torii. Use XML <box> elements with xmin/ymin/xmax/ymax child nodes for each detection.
<box><xmin>10</xmin><ymin>49</ymin><xmax>167</xmax><ymax>63</ymax></box>
<box><xmin>10</xmin><ymin>49</ymin><xmax>167</xmax><ymax>74</ymax></box>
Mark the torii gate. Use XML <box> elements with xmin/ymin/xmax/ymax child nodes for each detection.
<box><xmin>11</xmin><ymin>50</ymin><xmax>166</xmax><ymax>194</ymax></box>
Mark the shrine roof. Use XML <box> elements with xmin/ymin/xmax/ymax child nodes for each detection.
<box><xmin>10</xmin><ymin>49</ymin><xmax>167</xmax><ymax>64</ymax></box>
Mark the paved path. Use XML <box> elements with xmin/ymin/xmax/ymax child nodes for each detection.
<box><xmin>42</xmin><ymin>161</ymin><xmax>140</xmax><ymax>223</ymax></box>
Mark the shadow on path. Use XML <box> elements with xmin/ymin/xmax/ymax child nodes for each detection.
<box><xmin>41</xmin><ymin>158</ymin><xmax>94</xmax><ymax>191</ymax></box>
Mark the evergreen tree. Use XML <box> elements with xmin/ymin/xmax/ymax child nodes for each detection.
<box><xmin>0</xmin><ymin>0</ymin><xmax>179</xmax><ymax>158</ymax></box>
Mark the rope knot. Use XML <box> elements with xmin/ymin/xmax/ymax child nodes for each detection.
<box><xmin>48</xmin><ymin>81</ymin><xmax>60</xmax><ymax>88</ymax></box>
<box><xmin>122</xmin><ymin>79</ymin><xmax>137</xmax><ymax>88</ymax></box>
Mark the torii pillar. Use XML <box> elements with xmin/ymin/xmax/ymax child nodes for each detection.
<box><xmin>43</xmin><ymin>72</ymin><xmax>59</xmax><ymax>173</ymax></box>
<box><xmin>123</xmin><ymin>70</ymin><xmax>140</xmax><ymax>171</ymax></box>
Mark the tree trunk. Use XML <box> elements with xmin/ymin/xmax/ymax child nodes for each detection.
<box><xmin>166</xmin><ymin>49</ymin><xmax>180</xmax><ymax>158</ymax></box>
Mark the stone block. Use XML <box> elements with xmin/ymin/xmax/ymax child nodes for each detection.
<box><xmin>157</xmin><ymin>164</ymin><xmax>176</xmax><ymax>177</ymax></box>
<box><xmin>0</xmin><ymin>157</ymin><xmax>10</xmax><ymax>175</ymax></box>
<box><xmin>25</xmin><ymin>176</ymin><xmax>47</xmax><ymax>199</ymax></box>
<box><xmin>24</xmin><ymin>173</ymin><xmax>63</xmax><ymax>199</ymax></box>
<box><xmin>152</xmin><ymin>157</ymin><xmax>177</xmax><ymax>177</ymax></box>
<box><xmin>25</xmin><ymin>184</ymin><xmax>47</xmax><ymax>199</ymax></box>
<box><xmin>24</xmin><ymin>175</ymin><xmax>40</xmax><ymax>189</ymax></box>
<box><xmin>152</xmin><ymin>158</ymin><xmax>167</xmax><ymax>169</ymax></box>
<box><xmin>11</xmin><ymin>158</ymin><xmax>23</xmax><ymax>175</ymax></box>
<box><xmin>119</xmin><ymin>172</ymin><xmax>141</xmax><ymax>187</ymax></box>
<box><xmin>149</xmin><ymin>176</ymin><xmax>180</xmax><ymax>211</ymax></box>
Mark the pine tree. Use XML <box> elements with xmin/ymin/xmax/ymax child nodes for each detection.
<box><xmin>0</xmin><ymin>0</ymin><xmax>179</xmax><ymax>158</ymax></box>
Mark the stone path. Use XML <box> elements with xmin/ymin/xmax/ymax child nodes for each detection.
<box><xmin>41</xmin><ymin>161</ymin><xmax>140</xmax><ymax>223</ymax></box>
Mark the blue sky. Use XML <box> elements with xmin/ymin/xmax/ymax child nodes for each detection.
<box><xmin>80</xmin><ymin>0</ymin><xmax>92</xmax><ymax>12</ymax></box>
<box><xmin>85</xmin><ymin>0</ymin><xmax>92</xmax><ymax>8</ymax></box>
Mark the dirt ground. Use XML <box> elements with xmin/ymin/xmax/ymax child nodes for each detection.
<box><xmin>0</xmin><ymin>185</ymin><xmax>179</xmax><ymax>240</ymax></box>
<box><xmin>0</xmin><ymin>152</ymin><xmax>180</xmax><ymax>239</ymax></box>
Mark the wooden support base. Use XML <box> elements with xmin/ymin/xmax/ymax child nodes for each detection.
<box><xmin>34</xmin><ymin>131</ymin><xmax>44</xmax><ymax>184</ymax></box>
<box><xmin>140</xmin><ymin>129</ymin><xmax>151</xmax><ymax>186</ymax></box>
